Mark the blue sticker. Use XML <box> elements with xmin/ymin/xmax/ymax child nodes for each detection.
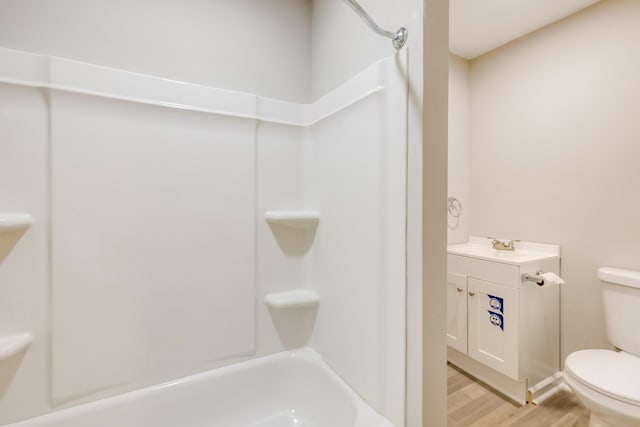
<box><xmin>488</xmin><ymin>294</ymin><xmax>504</xmax><ymax>314</ymax></box>
<box><xmin>488</xmin><ymin>310</ymin><xmax>504</xmax><ymax>330</ymax></box>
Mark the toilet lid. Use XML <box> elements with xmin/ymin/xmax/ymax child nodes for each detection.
<box><xmin>565</xmin><ymin>349</ymin><xmax>640</xmax><ymax>406</ymax></box>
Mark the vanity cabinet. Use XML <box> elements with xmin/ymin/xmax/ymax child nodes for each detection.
<box><xmin>447</xmin><ymin>274</ymin><xmax>519</xmax><ymax>379</ymax></box>
<box><xmin>447</xmin><ymin>236</ymin><xmax>561</xmax><ymax>404</ymax></box>
<box><xmin>467</xmin><ymin>277</ymin><xmax>519</xmax><ymax>379</ymax></box>
<box><xmin>446</xmin><ymin>272</ymin><xmax>467</xmax><ymax>354</ymax></box>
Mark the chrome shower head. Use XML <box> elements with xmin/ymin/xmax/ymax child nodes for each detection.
<box><xmin>343</xmin><ymin>0</ymin><xmax>408</xmax><ymax>50</ymax></box>
<box><xmin>393</xmin><ymin>27</ymin><xmax>409</xmax><ymax>50</ymax></box>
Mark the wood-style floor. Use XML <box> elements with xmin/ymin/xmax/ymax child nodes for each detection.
<box><xmin>447</xmin><ymin>363</ymin><xmax>591</xmax><ymax>426</ymax></box>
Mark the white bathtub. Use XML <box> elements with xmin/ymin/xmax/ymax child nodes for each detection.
<box><xmin>6</xmin><ymin>348</ymin><xmax>394</xmax><ymax>427</ymax></box>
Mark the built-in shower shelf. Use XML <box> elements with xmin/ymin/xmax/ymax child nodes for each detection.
<box><xmin>0</xmin><ymin>213</ymin><xmax>34</xmax><ymax>234</ymax></box>
<box><xmin>0</xmin><ymin>333</ymin><xmax>33</xmax><ymax>361</ymax></box>
<box><xmin>264</xmin><ymin>290</ymin><xmax>319</xmax><ymax>309</ymax></box>
<box><xmin>265</xmin><ymin>211</ymin><xmax>320</xmax><ymax>229</ymax></box>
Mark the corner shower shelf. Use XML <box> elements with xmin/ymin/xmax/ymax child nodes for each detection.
<box><xmin>264</xmin><ymin>290</ymin><xmax>320</xmax><ymax>309</ymax></box>
<box><xmin>265</xmin><ymin>211</ymin><xmax>320</xmax><ymax>229</ymax></box>
<box><xmin>0</xmin><ymin>213</ymin><xmax>34</xmax><ymax>234</ymax></box>
<box><xmin>0</xmin><ymin>333</ymin><xmax>33</xmax><ymax>361</ymax></box>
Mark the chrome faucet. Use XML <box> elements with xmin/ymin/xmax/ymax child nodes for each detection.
<box><xmin>488</xmin><ymin>237</ymin><xmax>519</xmax><ymax>251</ymax></box>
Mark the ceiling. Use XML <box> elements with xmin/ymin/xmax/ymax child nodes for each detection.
<box><xmin>450</xmin><ymin>0</ymin><xmax>601</xmax><ymax>59</ymax></box>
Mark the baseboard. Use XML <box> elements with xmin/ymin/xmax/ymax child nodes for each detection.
<box><xmin>529</xmin><ymin>372</ymin><xmax>569</xmax><ymax>404</ymax></box>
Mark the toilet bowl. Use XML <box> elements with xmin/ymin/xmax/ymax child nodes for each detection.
<box><xmin>564</xmin><ymin>349</ymin><xmax>640</xmax><ymax>427</ymax></box>
<box><xmin>563</xmin><ymin>267</ymin><xmax>640</xmax><ymax>427</ymax></box>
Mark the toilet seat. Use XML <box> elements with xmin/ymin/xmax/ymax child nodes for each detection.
<box><xmin>564</xmin><ymin>349</ymin><xmax>640</xmax><ymax>406</ymax></box>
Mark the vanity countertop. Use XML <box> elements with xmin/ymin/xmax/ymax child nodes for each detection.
<box><xmin>448</xmin><ymin>236</ymin><xmax>560</xmax><ymax>265</ymax></box>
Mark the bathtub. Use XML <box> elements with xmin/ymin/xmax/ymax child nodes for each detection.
<box><xmin>6</xmin><ymin>348</ymin><xmax>394</xmax><ymax>427</ymax></box>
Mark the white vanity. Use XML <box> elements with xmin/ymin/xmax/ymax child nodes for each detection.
<box><xmin>447</xmin><ymin>236</ymin><xmax>561</xmax><ymax>404</ymax></box>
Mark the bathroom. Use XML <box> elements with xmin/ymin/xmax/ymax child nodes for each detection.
<box><xmin>0</xmin><ymin>0</ymin><xmax>638</xmax><ymax>427</ymax></box>
<box><xmin>447</xmin><ymin>0</ymin><xmax>640</xmax><ymax>425</ymax></box>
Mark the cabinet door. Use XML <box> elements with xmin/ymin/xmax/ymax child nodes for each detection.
<box><xmin>467</xmin><ymin>277</ymin><xmax>519</xmax><ymax>380</ymax></box>
<box><xmin>447</xmin><ymin>272</ymin><xmax>467</xmax><ymax>353</ymax></box>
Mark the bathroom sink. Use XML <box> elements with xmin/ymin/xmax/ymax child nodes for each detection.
<box><xmin>448</xmin><ymin>236</ymin><xmax>560</xmax><ymax>265</ymax></box>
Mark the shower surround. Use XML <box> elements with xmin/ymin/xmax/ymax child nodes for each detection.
<box><xmin>0</xmin><ymin>44</ymin><xmax>408</xmax><ymax>426</ymax></box>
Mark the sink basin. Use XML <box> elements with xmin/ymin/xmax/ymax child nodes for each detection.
<box><xmin>448</xmin><ymin>236</ymin><xmax>560</xmax><ymax>265</ymax></box>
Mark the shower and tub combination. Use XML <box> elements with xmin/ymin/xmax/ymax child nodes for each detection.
<box><xmin>0</xmin><ymin>1</ymin><xmax>418</xmax><ymax>426</ymax></box>
<box><xmin>2</xmin><ymin>349</ymin><xmax>394</xmax><ymax>427</ymax></box>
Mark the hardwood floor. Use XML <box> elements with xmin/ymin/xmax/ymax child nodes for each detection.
<box><xmin>447</xmin><ymin>363</ymin><xmax>591</xmax><ymax>426</ymax></box>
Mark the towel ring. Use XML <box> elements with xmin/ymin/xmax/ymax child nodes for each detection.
<box><xmin>448</xmin><ymin>196</ymin><xmax>462</xmax><ymax>218</ymax></box>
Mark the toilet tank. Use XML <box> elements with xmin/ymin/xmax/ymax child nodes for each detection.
<box><xmin>598</xmin><ymin>267</ymin><xmax>640</xmax><ymax>357</ymax></box>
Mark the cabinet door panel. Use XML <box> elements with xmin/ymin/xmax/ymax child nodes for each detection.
<box><xmin>468</xmin><ymin>277</ymin><xmax>519</xmax><ymax>380</ymax></box>
<box><xmin>446</xmin><ymin>272</ymin><xmax>467</xmax><ymax>353</ymax></box>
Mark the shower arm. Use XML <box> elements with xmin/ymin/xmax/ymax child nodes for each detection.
<box><xmin>343</xmin><ymin>0</ymin><xmax>408</xmax><ymax>50</ymax></box>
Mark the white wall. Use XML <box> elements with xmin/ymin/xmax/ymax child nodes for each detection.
<box><xmin>0</xmin><ymin>0</ymin><xmax>311</xmax><ymax>103</ymax></box>
<box><xmin>448</xmin><ymin>54</ymin><xmax>470</xmax><ymax>244</ymax></box>
<box><xmin>468</xmin><ymin>0</ymin><xmax>640</xmax><ymax>359</ymax></box>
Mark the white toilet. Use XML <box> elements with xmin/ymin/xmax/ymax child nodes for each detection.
<box><xmin>564</xmin><ymin>267</ymin><xmax>640</xmax><ymax>427</ymax></box>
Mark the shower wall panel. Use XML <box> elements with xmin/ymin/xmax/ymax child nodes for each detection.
<box><xmin>0</xmin><ymin>47</ymin><xmax>307</xmax><ymax>424</ymax></box>
<box><xmin>0</xmin><ymin>83</ymin><xmax>51</xmax><ymax>424</ymax></box>
<box><xmin>49</xmin><ymin>92</ymin><xmax>257</xmax><ymax>401</ymax></box>
<box><xmin>310</xmin><ymin>2</ymin><xmax>427</xmax><ymax>425</ymax></box>
<box><xmin>305</xmin><ymin>54</ymin><xmax>408</xmax><ymax>426</ymax></box>
<box><xmin>255</xmin><ymin>121</ymin><xmax>307</xmax><ymax>354</ymax></box>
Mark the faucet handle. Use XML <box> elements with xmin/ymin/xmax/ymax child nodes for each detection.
<box><xmin>486</xmin><ymin>236</ymin><xmax>519</xmax><ymax>251</ymax></box>
<box><xmin>505</xmin><ymin>239</ymin><xmax>520</xmax><ymax>249</ymax></box>
<box><xmin>486</xmin><ymin>236</ymin><xmax>500</xmax><ymax>245</ymax></box>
